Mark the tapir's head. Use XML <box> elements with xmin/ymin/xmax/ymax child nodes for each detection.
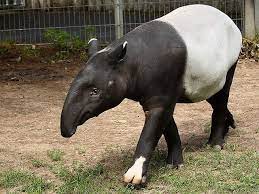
<box><xmin>61</xmin><ymin>39</ymin><xmax>128</xmax><ymax>137</ymax></box>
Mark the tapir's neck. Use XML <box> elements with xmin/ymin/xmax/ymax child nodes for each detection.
<box><xmin>111</xmin><ymin>36</ymin><xmax>145</xmax><ymax>102</ymax></box>
<box><xmin>118</xmin><ymin>61</ymin><xmax>139</xmax><ymax>101</ymax></box>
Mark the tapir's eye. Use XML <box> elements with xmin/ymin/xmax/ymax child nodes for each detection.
<box><xmin>90</xmin><ymin>87</ymin><xmax>99</xmax><ymax>96</ymax></box>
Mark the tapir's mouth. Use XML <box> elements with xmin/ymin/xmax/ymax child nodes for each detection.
<box><xmin>61</xmin><ymin>109</ymin><xmax>100</xmax><ymax>138</ymax></box>
<box><xmin>77</xmin><ymin>110</ymin><xmax>93</xmax><ymax>126</ymax></box>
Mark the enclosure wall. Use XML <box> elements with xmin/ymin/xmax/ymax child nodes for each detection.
<box><xmin>0</xmin><ymin>0</ymin><xmax>245</xmax><ymax>44</ymax></box>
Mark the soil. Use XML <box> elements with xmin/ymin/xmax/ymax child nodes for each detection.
<box><xmin>0</xmin><ymin>54</ymin><xmax>258</xmax><ymax>173</ymax></box>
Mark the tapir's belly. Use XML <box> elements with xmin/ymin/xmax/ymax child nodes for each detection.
<box><xmin>157</xmin><ymin>4</ymin><xmax>242</xmax><ymax>102</ymax></box>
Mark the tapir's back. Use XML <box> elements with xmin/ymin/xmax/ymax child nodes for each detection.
<box><xmin>156</xmin><ymin>4</ymin><xmax>242</xmax><ymax>102</ymax></box>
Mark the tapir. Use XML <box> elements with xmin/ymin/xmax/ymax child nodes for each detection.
<box><xmin>60</xmin><ymin>4</ymin><xmax>242</xmax><ymax>185</ymax></box>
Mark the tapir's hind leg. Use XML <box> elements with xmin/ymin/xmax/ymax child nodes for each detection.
<box><xmin>163</xmin><ymin>117</ymin><xmax>183</xmax><ymax>167</ymax></box>
<box><xmin>206</xmin><ymin>62</ymin><xmax>237</xmax><ymax>148</ymax></box>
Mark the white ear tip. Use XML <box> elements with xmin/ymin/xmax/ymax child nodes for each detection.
<box><xmin>88</xmin><ymin>38</ymin><xmax>98</xmax><ymax>44</ymax></box>
<box><xmin>123</xmin><ymin>41</ymin><xmax>128</xmax><ymax>49</ymax></box>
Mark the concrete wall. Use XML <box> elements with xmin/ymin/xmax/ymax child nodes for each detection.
<box><xmin>245</xmin><ymin>0</ymin><xmax>256</xmax><ymax>39</ymax></box>
<box><xmin>255</xmin><ymin>0</ymin><xmax>259</xmax><ymax>32</ymax></box>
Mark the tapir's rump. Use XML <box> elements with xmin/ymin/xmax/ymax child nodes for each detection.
<box><xmin>157</xmin><ymin>4</ymin><xmax>242</xmax><ymax>102</ymax></box>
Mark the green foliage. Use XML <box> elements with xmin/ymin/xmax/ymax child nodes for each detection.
<box><xmin>43</xmin><ymin>27</ymin><xmax>96</xmax><ymax>53</ymax></box>
<box><xmin>43</xmin><ymin>29</ymin><xmax>71</xmax><ymax>51</ymax></box>
<box><xmin>20</xmin><ymin>45</ymin><xmax>40</xmax><ymax>58</ymax></box>
<box><xmin>241</xmin><ymin>34</ymin><xmax>259</xmax><ymax>60</ymax></box>
<box><xmin>47</xmin><ymin>149</ymin><xmax>64</xmax><ymax>162</ymax></box>
<box><xmin>0</xmin><ymin>41</ymin><xmax>15</xmax><ymax>56</ymax></box>
<box><xmin>0</xmin><ymin>170</ymin><xmax>51</xmax><ymax>193</ymax></box>
<box><xmin>82</xmin><ymin>26</ymin><xmax>96</xmax><ymax>42</ymax></box>
<box><xmin>43</xmin><ymin>27</ymin><xmax>96</xmax><ymax>60</ymax></box>
<box><xmin>54</xmin><ymin>50</ymin><xmax>70</xmax><ymax>60</ymax></box>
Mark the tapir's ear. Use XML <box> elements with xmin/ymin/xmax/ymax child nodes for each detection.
<box><xmin>108</xmin><ymin>41</ymin><xmax>127</xmax><ymax>62</ymax></box>
<box><xmin>88</xmin><ymin>38</ymin><xmax>99</xmax><ymax>58</ymax></box>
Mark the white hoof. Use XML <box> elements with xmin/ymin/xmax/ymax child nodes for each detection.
<box><xmin>166</xmin><ymin>163</ymin><xmax>184</xmax><ymax>169</ymax></box>
<box><xmin>123</xmin><ymin>156</ymin><xmax>146</xmax><ymax>184</ymax></box>
<box><xmin>213</xmin><ymin>145</ymin><xmax>222</xmax><ymax>151</ymax></box>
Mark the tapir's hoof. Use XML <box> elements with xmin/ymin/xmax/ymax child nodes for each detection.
<box><xmin>166</xmin><ymin>163</ymin><xmax>184</xmax><ymax>169</ymax></box>
<box><xmin>213</xmin><ymin>145</ymin><xmax>223</xmax><ymax>151</ymax></box>
<box><xmin>123</xmin><ymin>173</ymin><xmax>147</xmax><ymax>185</ymax></box>
<box><xmin>123</xmin><ymin>156</ymin><xmax>147</xmax><ymax>185</ymax></box>
<box><xmin>206</xmin><ymin>142</ymin><xmax>223</xmax><ymax>150</ymax></box>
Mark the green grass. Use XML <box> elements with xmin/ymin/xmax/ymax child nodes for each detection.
<box><xmin>31</xmin><ymin>159</ymin><xmax>47</xmax><ymax>168</ymax></box>
<box><xmin>153</xmin><ymin>149</ymin><xmax>259</xmax><ymax>193</ymax></box>
<box><xmin>47</xmin><ymin>149</ymin><xmax>64</xmax><ymax>162</ymax></box>
<box><xmin>0</xmin><ymin>170</ymin><xmax>51</xmax><ymax>193</ymax></box>
<box><xmin>0</xmin><ymin>147</ymin><xmax>258</xmax><ymax>193</ymax></box>
<box><xmin>75</xmin><ymin>147</ymin><xmax>86</xmax><ymax>155</ymax></box>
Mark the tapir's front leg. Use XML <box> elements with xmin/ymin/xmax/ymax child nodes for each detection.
<box><xmin>123</xmin><ymin>107</ymin><xmax>171</xmax><ymax>185</ymax></box>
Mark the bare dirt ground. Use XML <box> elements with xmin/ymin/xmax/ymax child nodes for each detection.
<box><xmin>0</xmin><ymin>58</ymin><xmax>258</xmax><ymax>176</ymax></box>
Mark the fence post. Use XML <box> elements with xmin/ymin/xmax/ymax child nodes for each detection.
<box><xmin>245</xmin><ymin>0</ymin><xmax>256</xmax><ymax>39</ymax></box>
<box><xmin>114</xmin><ymin>0</ymin><xmax>124</xmax><ymax>39</ymax></box>
<box><xmin>255</xmin><ymin>0</ymin><xmax>259</xmax><ymax>32</ymax></box>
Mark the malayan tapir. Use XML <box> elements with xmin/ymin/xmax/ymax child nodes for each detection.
<box><xmin>60</xmin><ymin>4</ymin><xmax>242</xmax><ymax>185</ymax></box>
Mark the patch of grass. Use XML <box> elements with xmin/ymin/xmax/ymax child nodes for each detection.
<box><xmin>48</xmin><ymin>159</ymin><xmax>135</xmax><ymax>193</ymax></box>
<box><xmin>75</xmin><ymin>147</ymin><xmax>86</xmax><ymax>155</ymax></box>
<box><xmin>47</xmin><ymin>149</ymin><xmax>64</xmax><ymax>162</ymax></box>
<box><xmin>57</xmin><ymin>163</ymin><xmax>105</xmax><ymax>194</ymax></box>
<box><xmin>0</xmin><ymin>170</ymin><xmax>51</xmax><ymax>193</ymax></box>
<box><xmin>151</xmin><ymin>149</ymin><xmax>259</xmax><ymax>193</ymax></box>
<box><xmin>49</xmin><ymin>163</ymin><xmax>70</xmax><ymax>180</ymax></box>
<box><xmin>0</xmin><ymin>170</ymin><xmax>31</xmax><ymax>188</ymax></box>
<box><xmin>51</xmin><ymin>148</ymin><xmax>258</xmax><ymax>193</ymax></box>
<box><xmin>31</xmin><ymin>159</ymin><xmax>47</xmax><ymax>168</ymax></box>
<box><xmin>1</xmin><ymin>148</ymin><xmax>258</xmax><ymax>193</ymax></box>
<box><xmin>224</xmin><ymin>143</ymin><xmax>239</xmax><ymax>152</ymax></box>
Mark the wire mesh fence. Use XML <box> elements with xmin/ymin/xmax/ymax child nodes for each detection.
<box><xmin>0</xmin><ymin>0</ymin><xmax>245</xmax><ymax>44</ymax></box>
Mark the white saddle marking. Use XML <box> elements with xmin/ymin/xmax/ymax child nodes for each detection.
<box><xmin>156</xmin><ymin>5</ymin><xmax>242</xmax><ymax>102</ymax></box>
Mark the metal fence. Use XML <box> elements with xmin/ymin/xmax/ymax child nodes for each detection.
<box><xmin>0</xmin><ymin>0</ymin><xmax>245</xmax><ymax>44</ymax></box>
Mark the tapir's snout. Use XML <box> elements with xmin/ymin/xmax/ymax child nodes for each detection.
<box><xmin>60</xmin><ymin>127</ymin><xmax>76</xmax><ymax>138</ymax></box>
<box><xmin>60</xmin><ymin>110</ymin><xmax>77</xmax><ymax>138</ymax></box>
